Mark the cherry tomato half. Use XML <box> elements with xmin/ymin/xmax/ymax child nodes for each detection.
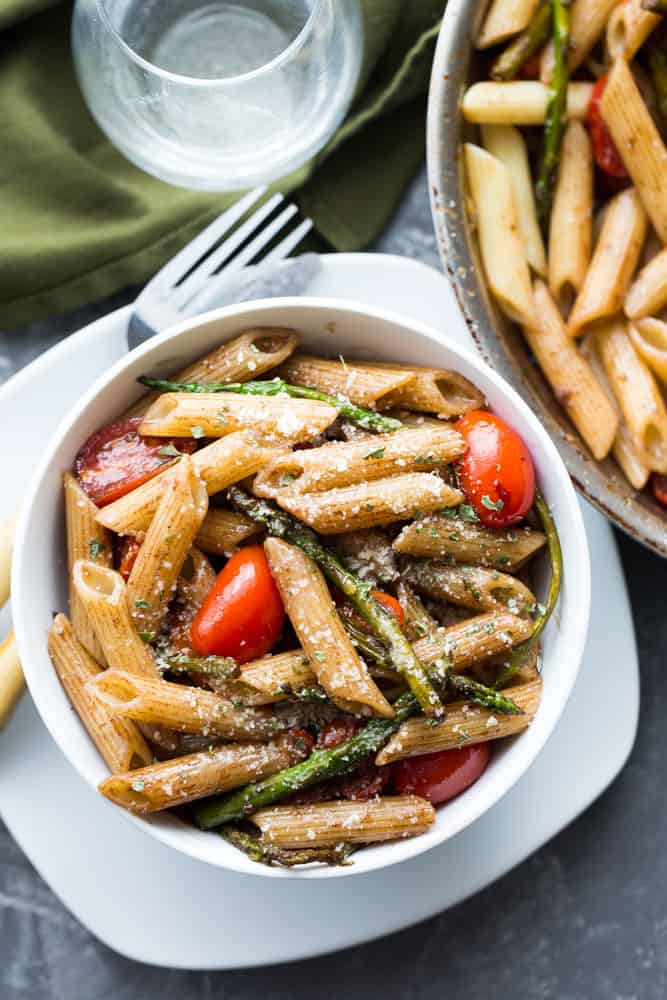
<box><xmin>371</xmin><ymin>591</ymin><xmax>405</xmax><ymax>627</ymax></box>
<box><xmin>334</xmin><ymin>589</ymin><xmax>405</xmax><ymax>629</ymax></box>
<box><xmin>392</xmin><ymin>744</ymin><xmax>491</xmax><ymax>805</ymax></box>
<box><xmin>115</xmin><ymin>536</ymin><xmax>141</xmax><ymax>581</ymax></box>
<box><xmin>75</xmin><ymin>417</ymin><xmax>197</xmax><ymax>507</ymax></box>
<box><xmin>652</xmin><ymin>474</ymin><xmax>667</xmax><ymax>508</ymax></box>
<box><xmin>588</xmin><ymin>75</ymin><xmax>628</xmax><ymax>179</ymax></box>
<box><xmin>455</xmin><ymin>411</ymin><xmax>535</xmax><ymax>527</ymax></box>
<box><xmin>190</xmin><ymin>545</ymin><xmax>285</xmax><ymax>663</ymax></box>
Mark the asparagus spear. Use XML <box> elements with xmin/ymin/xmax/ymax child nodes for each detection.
<box><xmin>490</xmin><ymin>3</ymin><xmax>552</xmax><ymax>81</ymax></box>
<box><xmin>221</xmin><ymin>827</ymin><xmax>354</xmax><ymax>867</ymax></box>
<box><xmin>196</xmin><ymin>693</ymin><xmax>418</xmax><ymax>828</ymax></box>
<box><xmin>162</xmin><ymin>654</ymin><xmax>238</xmax><ymax>679</ymax></box>
<box><xmin>138</xmin><ymin>376</ymin><xmax>402</xmax><ymax>434</ymax></box>
<box><xmin>496</xmin><ymin>489</ymin><xmax>562</xmax><ymax>688</ymax></box>
<box><xmin>536</xmin><ymin>0</ymin><xmax>571</xmax><ymax>222</ymax></box>
<box><xmin>228</xmin><ymin>488</ymin><xmax>445</xmax><ymax>720</ymax></box>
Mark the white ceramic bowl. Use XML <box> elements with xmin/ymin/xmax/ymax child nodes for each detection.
<box><xmin>12</xmin><ymin>298</ymin><xmax>591</xmax><ymax>879</ymax></box>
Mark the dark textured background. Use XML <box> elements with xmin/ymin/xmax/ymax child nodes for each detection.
<box><xmin>2</xmin><ymin>170</ymin><xmax>666</xmax><ymax>999</ymax></box>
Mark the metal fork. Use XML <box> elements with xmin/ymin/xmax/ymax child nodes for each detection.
<box><xmin>127</xmin><ymin>186</ymin><xmax>315</xmax><ymax>350</ymax></box>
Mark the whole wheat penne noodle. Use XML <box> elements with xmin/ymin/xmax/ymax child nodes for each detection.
<box><xmin>376</xmin><ymin>678</ymin><xmax>542</xmax><ymax>765</ymax></box>
<box><xmin>580</xmin><ymin>333</ymin><xmax>650</xmax><ymax>489</ymax></box>
<box><xmin>277</xmin><ymin>474</ymin><xmax>463</xmax><ymax>535</ymax></box>
<box><xmin>625</xmin><ymin>248</ymin><xmax>667</xmax><ymax>321</ymax></box>
<box><xmin>464</xmin><ymin>143</ymin><xmax>535</xmax><ymax>326</ymax></box>
<box><xmin>524</xmin><ymin>281</ymin><xmax>619</xmax><ymax>459</ymax></box>
<box><xmin>264</xmin><ymin>538</ymin><xmax>393</xmax><ymax>718</ymax></box>
<box><xmin>403</xmin><ymin>561</ymin><xmax>537</xmax><ymax>616</ymax></box>
<box><xmin>395</xmin><ymin>582</ymin><xmax>440</xmax><ymax>643</ymax></box>
<box><xmin>377</xmin><ymin>368</ymin><xmax>485</xmax><ymax>417</ymax></box>
<box><xmin>96</xmin><ymin>432</ymin><xmax>278</xmax><ymax>535</ymax></box>
<box><xmin>195</xmin><ymin>507</ymin><xmax>262</xmax><ymax>555</ymax></box>
<box><xmin>126</xmin><ymin>457</ymin><xmax>208</xmax><ymax>635</ymax></box>
<box><xmin>139</xmin><ymin>393</ymin><xmax>337</xmax><ymax>445</ymax></box>
<box><xmin>600</xmin><ymin>59</ymin><xmax>667</xmax><ymax>242</ymax></box>
<box><xmin>628</xmin><ymin>318</ymin><xmax>667</xmax><ymax>386</ymax></box>
<box><xmin>481</xmin><ymin>125</ymin><xmax>546</xmax><ymax>276</ymax></box>
<box><xmin>462</xmin><ymin>81</ymin><xmax>593</xmax><ymax>125</ymax></box>
<box><xmin>595</xmin><ymin>319</ymin><xmax>667</xmax><ymax>472</ymax></box>
<box><xmin>251</xmin><ymin>795</ymin><xmax>436</xmax><ymax>848</ymax></box>
<box><xmin>393</xmin><ymin>515</ymin><xmax>546</xmax><ymax>570</ymax></box>
<box><xmin>567</xmin><ymin>189</ymin><xmax>648</xmax><ymax>337</ymax></box>
<box><xmin>278</xmin><ymin>354</ymin><xmax>416</xmax><ymax>408</ymax></box>
<box><xmin>253</xmin><ymin>427</ymin><xmax>465</xmax><ymax>499</ymax></box>
<box><xmin>391</xmin><ymin>412</ymin><xmax>450</xmax><ymax>430</ymax></box>
<box><xmin>607</xmin><ymin>0</ymin><xmax>660</xmax><ymax>59</ymax></box>
<box><xmin>91</xmin><ymin>669</ymin><xmax>281</xmax><ymax>741</ymax></box>
<box><xmin>239</xmin><ymin>611</ymin><xmax>534</xmax><ymax>701</ymax></box>
<box><xmin>548</xmin><ymin>121</ymin><xmax>593</xmax><ymax>311</ymax></box>
<box><xmin>176</xmin><ymin>547</ymin><xmax>216</xmax><ymax>609</ymax></box>
<box><xmin>128</xmin><ymin>328</ymin><xmax>298</xmax><ymax>417</ymax></box>
<box><xmin>0</xmin><ymin>632</ymin><xmax>24</xmax><ymax>730</ymax></box>
<box><xmin>540</xmin><ymin>0</ymin><xmax>619</xmax><ymax>80</ymax></box>
<box><xmin>65</xmin><ymin>473</ymin><xmax>112</xmax><ymax>664</ymax></box>
<box><xmin>98</xmin><ymin>735</ymin><xmax>306</xmax><ymax>814</ymax></box>
<box><xmin>48</xmin><ymin>615</ymin><xmax>152</xmax><ymax>772</ymax></box>
<box><xmin>476</xmin><ymin>0</ymin><xmax>539</xmax><ymax>48</ymax></box>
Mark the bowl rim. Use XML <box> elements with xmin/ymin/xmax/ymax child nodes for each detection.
<box><xmin>12</xmin><ymin>295</ymin><xmax>591</xmax><ymax>879</ymax></box>
<box><xmin>426</xmin><ymin>0</ymin><xmax>667</xmax><ymax>560</ymax></box>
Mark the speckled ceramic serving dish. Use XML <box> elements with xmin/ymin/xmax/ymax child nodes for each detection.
<box><xmin>427</xmin><ymin>0</ymin><xmax>667</xmax><ymax>559</ymax></box>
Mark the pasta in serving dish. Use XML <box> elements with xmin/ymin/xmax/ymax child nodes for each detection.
<box><xmin>49</xmin><ymin>325</ymin><xmax>562</xmax><ymax>869</ymax></box>
<box><xmin>460</xmin><ymin>0</ymin><xmax>667</xmax><ymax>515</ymax></box>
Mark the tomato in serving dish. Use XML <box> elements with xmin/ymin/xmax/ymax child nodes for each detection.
<box><xmin>588</xmin><ymin>75</ymin><xmax>629</xmax><ymax>180</ymax></box>
<box><xmin>75</xmin><ymin>417</ymin><xmax>197</xmax><ymax>506</ymax></box>
<box><xmin>455</xmin><ymin>410</ymin><xmax>535</xmax><ymax>527</ymax></box>
<box><xmin>190</xmin><ymin>545</ymin><xmax>285</xmax><ymax>663</ymax></box>
<box><xmin>392</xmin><ymin>744</ymin><xmax>491</xmax><ymax>805</ymax></box>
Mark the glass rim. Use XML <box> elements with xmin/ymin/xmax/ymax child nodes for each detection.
<box><xmin>96</xmin><ymin>0</ymin><xmax>327</xmax><ymax>86</ymax></box>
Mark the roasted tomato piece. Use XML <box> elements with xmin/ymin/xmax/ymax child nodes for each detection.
<box><xmin>588</xmin><ymin>74</ymin><xmax>629</xmax><ymax>179</ymax></box>
<box><xmin>652</xmin><ymin>474</ymin><xmax>667</xmax><ymax>507</ymax></box>
<box><xmin>115</xmin><ymin>536</ymin><xmax>142</xmax><ymax>581</ymax></box>
<box><xmin>75</xmin><ymin>417</ymin><xmax>196</xmax><ymax>506</ymax></box>
<box><xmin>392</xmin><ymin>744</ymin><xmax>491</xmax><ymax>805</ymax></box>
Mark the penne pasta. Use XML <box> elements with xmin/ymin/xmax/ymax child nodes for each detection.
<box><xmin>253</xmin><ymin>426</ymin><xmax>465</xmax><ymax>498</ymax></box>
<box><xmin>195</xmin><ymin>507</ymin><xmax>262</xmax><ymax>556</ymax></box>
<box><xmin>595</xmin><ymin>319</ymin><xmax>667</xmax><ymax>473</ymax></box>
<box><xmin>580</xmin><ymin>333</ymin><xmax>650</xmax><ymax>489</ymax></box>
<box><xmin>72</xmin><ymin>560</ymin><xmax>160</xmax><ymax>679</ymax></box>
<box><xmin>462</xmin><ymin>81</ymin><xmax>594</xmax><ymax>125</ymax></box>
<box><xmin>277</xmin><ymin>473</ymin><xmax>463</xmax><ymax>535</ymax></box>
<box><xmin>476</xmin><ymin>0</ymin><xmax>538</xmax><ymax>49</ymax></box>
<box><xmin>139</xmin><ymin>393</ymin><xmax>338</xmax><ymax>445</ymax></box>
<box><xmin>481</xmin><ymin>124</ymin><xmax>546</xmax><ymax>277</ymax></box>
<box><xmin>524</xmin><ymin>281</ymin><xmax>619</xmax><ymax>460</ymax></box>
<box><xmin>402</xmin><ymin>560</ymin><xmax>537</xmax><ymax>616</ymax></box>
<box><xmin>278</xmin><ymin>354</ymin><xmax>415</xmax><ymax>408</ymax></box>
<box><xmin>0</xmin><ymin>509</ymin><xmax>17</xmax><ymax>608</ymax></box>
<box><xmin>127</xmin><ymin>456</ymin><xmax>209</xmax><ymax>635</ymax></box>
<box><xmin>239</xmin><ymin>649</ymin><xmax>316</xmax><ymax>701</ymax></box>
<box><xmin>567</xmin><ymin>188</ymin><xmax>648</xmax><ymax>338</ymax></box>
<box><xmin>600</xmin><ymin>59</ymin><xmax>667</xmax><ymax>243</ymax></box>
<box><xmin>376</xmin><ymin>678</ymin><xmax>542</xmax><ymax>764</ymax></box>
<box><xmin>91</xmin><ymin>669</ymin><xmax>282</xmax><ymax>741</ymax></box>
<box><xmin>129</xmin><ymin>328</ymin><xmax>298</xmax><ymax>416</ymax></box>
<box><xmin>96</xmin><ymin>432</ymin><xmax>279</xmax><ymax>535</ymax></box>
<box><xmin>464</xmin><ymin>143</ymin><xmax>535</xmax><ymax>326</ymax></box>
<box><xmin>625</xmin><ymin>248</ymin><xmax>667</xmax><ymax>321</ymax></box>
<box><xmin>377</xmin><ymin>367</ymin><xmax>485</xmax><ymax>417</ymax></box>
<box><xmin>540</xmin><ymin>0</ymin><xmax>619</xmax><ymax>79</ymax></box>
<box><xmin>628</xmin><ymin>319</ymin><xmax>667</xmax><ymax>387</ymax></box>
<box><xmin>393</xmin><ymin>514</ymin><xmax>546</xmax><ymax>570</ymax></box>
<box><xmin>395</xmin><ymin>582</ymin><xmax>440</xmax><ymax>643</ymax></box>
<box><xmin>606</xmin><ymin>0</ymin><xmax>660</xmax><ymax>60</ymax></box>
<box><xmin>64</xmin><ymin>473</ymin><xmax>112</xmax><ymax>664</ymax></box>
<box><xmin>251</xmin><ymin>796</ymin><xmax>436</xmax><ymax>848</ymax></box>
<box><xmin>99</xmin><ymin>735</ymin><xmax>306</xmax><ymax>813</ymax></box>
<box><xmin>548</xmin><ymin>121</ymin><xmax>593</xmax><ymax>311</ymax></box>
<box><xmin>263</xmin><ymin>538</ymin><xmax>393</xmax><ymax>718</ymax></box>
<box><xmin>0</xmin><ymin>632</ymin><xmax>24</xmax><ymax>729</ymax></box>
<box><xmin>48</xmin><ymin>615</ymin><xmax>152</xmax><ymax>773</ymax></box>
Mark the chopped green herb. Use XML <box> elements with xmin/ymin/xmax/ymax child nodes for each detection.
<box><xmin>364</xmin><ymin>447</ymin><xmax>385</xmax><ymax>460</ymax></box>
<box><xmin>191</xmin><ymin>426</ymin><xmax>206</xmax><ymax>439</ymax></box>
<box><xmin>157</xmin><ymin>444</ymin><xmax>183</xmax><ymax>459</ymax></box>
<box><xmin>279</xmin><ymin>471</ymin><xmax>298</xmax><ymax>487</ymax></box>
<box><xmin>139</xmin><ymin>631</ymin><xmax>156</xmax><ymax>643</ymax></box>
<box><xmin>481</xmin><ymin>495</ymin><xmax>504</xmax><ymax>512</ymax></box>
<box><xmin>496</xmin><ymin>556</ymin><xmax>511</xmax><ymax>566</ymax></box>
<box><xmin>89</xmin><ymin>540</ymin><xmax>105</xmax><ymax>560</ymax></box>
<box><xmin>134</xmin><ymin>599</ymin><xmax>152</xmax><ymax>610</ymax></box>
<box><xmin>364</xmin><ymin>503</ymin><xmax>374</xmax><ymax>512</ymax></box>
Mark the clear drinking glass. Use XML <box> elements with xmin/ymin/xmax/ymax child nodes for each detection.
<box><xmin>72</xmin><ymin>0</ymin><xmax>363</xmax><ymax>190</ymax></box>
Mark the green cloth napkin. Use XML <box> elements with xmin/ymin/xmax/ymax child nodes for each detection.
<box><xmin>0</xmin><ymin>0</ymin><xmax>443</xmax><ymax>329</ymax></box>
